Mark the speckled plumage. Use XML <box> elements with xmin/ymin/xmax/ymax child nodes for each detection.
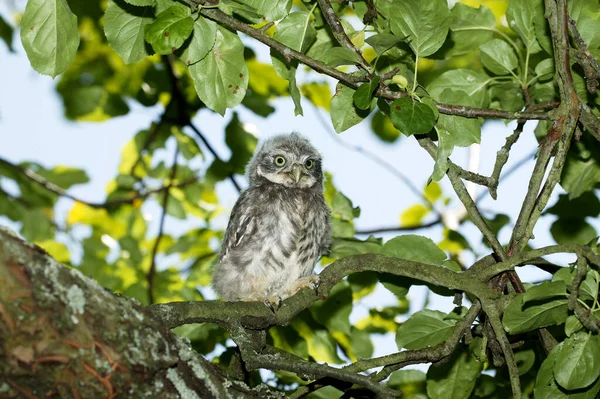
<box><xmin>212</xmin><ymin>133</ymin><xmax>331</xmax><ymax>302</ymax></box>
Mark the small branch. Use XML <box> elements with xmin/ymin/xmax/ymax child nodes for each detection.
<box><xmin>355</xmin><ymin>218</ymin><xmax>442</xmax><ymax>235</ymax></box>
<box><xmin>569</xmin><ymin>257</ymin><xmax>600</xmax><ymax>331</ymax></box>
<box><xmin>197</xmin><ymin>7</ymin><xmax>552</xmax><ymax>122</ymax></box>
<box><xmin>147</xmin><ymin>147</ymin><xmax>179</xmax><ymax>304</ymax></box>
<box><xmin>477</xmin><ymin>149</ymin><xmax>536</xmax><ymax>203</ymax></box>
<box><xmin>488</xmin><ymin>120</ymin><xmax>526</xmax><ymax>199</ymax></box>
<box><xmin>568</xmin><ymin>16</ymin><xmax>600</xmax><ymax>93</ymax></box>
<box><xmin>249</xmin><ymin>346</ymin><xmax>401</xmax><ymax>397</ymax></box>
<box><xmin>580</xmin><ymin>103</ymin><xmax>600</xmax><ymax>141</ymax></box>
<box><xmin>313</xmin><ymin>106</ymin><xmax>441</xmax><ymax>217</ymax></box>
<box><xmin>186</xmin><ymin>122</ymin><xmax>242</xmax><ymax>192</ymax></box>
<box><xmin>0</xmin><ymin>157</ymin><xmax>196</xmax><ymax>209</ymax></box>
<box><xmin>417</xmin><ymin>137</ymin><xmax>508</xmax><ymax>260</ymax></box>
<box><xmin>315</xmin><ymin>0</ymin><xmax>370</xmax><ymax>70</ymax></box>
<box><xmin>162</xmin><ymin>55</ymin><xmax>242</xmax><ymax>193</ymax></box>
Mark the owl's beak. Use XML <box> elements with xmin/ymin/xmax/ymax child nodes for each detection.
<box><xmin>291</xmin><ymin>164</ymin><xmax>302</xmax><ymax>183</ymax></box>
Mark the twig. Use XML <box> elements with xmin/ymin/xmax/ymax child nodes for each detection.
<box><xmin>312</xmin><ymin>106</ymin><xmax>438</xmax><ymax>212</ymax></box>
<box><xmin>568</xmin><ymin>16</ymin><xmax>600</xmax><ymax>93</ymax></box>
<box><xmin>488</xmin><ymin>121</ymin><xmax>526</xmax><ymax>199</ymax></box>
<box><xmin>569</xmin><ymin>257</ymin><xmax>600</xmax><ymax>331</ymax></box>
<box><xmin>162</xmin><ymin>55</ymin><xmax>243</xmax><ymax>193</ymax></box>
<box><xmin>147</xmin><ymin>146</ymin><xmax>179</xmax><ymax>304</ymax></box>
<box><xmin>476</xmin><ymin>149</ymin><xmax>536</xmax><ymax>203</ymax></box>
<box><xmin>316</xmin><ymin>0</ymin><xmax>370</xmax><ymax>70</ymax></box>
<box><xmin>355</xmin><ymin>218</ymin><xmax>441</xmax><ymax>235</ymax></box>
<box><xmin>186</xmin><ymin>122</ymin><xmax>242</xmax><ymax>192</ymax></box>
<box><xmin>196</xmin><ymin>7</ymin><xmax>552</xmax><ymax>122</ymax></box>
<box><xmin>580</xmin><ymin>103</ymin><xmax>600</xmax><ymax>141</ymax></box>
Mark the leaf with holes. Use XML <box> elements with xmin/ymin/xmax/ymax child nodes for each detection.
<box><xmin>144</xmin><ymin>4</ymin><xmax>193</xmax><ymax>55</ymax></box>
<box><xmin>20</xmin><ymin>0</ymin><xmax>80</xmax><ymax>77</ymax></box>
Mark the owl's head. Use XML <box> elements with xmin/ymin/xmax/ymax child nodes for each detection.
<box><xmin>246</xmin><ymin>133</ymin><xmax>323</xmax><ymax>188</ymax></box>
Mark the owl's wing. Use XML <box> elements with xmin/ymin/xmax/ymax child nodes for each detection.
<box><xmin>220</xmin><ymin>190</ymin><xmax>256</xmax><ymax>260</ymax></box>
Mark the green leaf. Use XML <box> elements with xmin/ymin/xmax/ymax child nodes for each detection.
<box><xmin>244</xmin><ymin>0</ymin><xmax>292</xmax><ymax>21</ymax></box>
<box><xmin>426</xmin><ymin>351</ymin><xmax>483</xmax><ymax>399</ymax></box>
<box><xmin>389</xmin><ymin>98</ymin><xmax>436</xmax><ymax>136</ymax></box>
<box><xmin>388</xmin><ymin>369</ymin><xmax>427</xmax><ymax>394</ymax></box>
<box><xmin>554</xmin><ymin>332</ymin><xmax>600</xmax><ymax>390</ymax></box>
<box><xmin>371</xmin><ymin>111</ymin><xmax>401</xmax><ymax>143</ymax></box>
<box><xmin>329</xmin><ymin>236</ymin><xmax>382</xmax><ymax>258</ymax></box>
<box><xmin>124</xmin><ymin>0</ymin><xmax>155</xmax><ymax>5</ymax></box>
<box><xmin>551</xmin><ymin>218</ymin><xmax>597</xmax><ymax>245</ymax></box>
<box><xmin>177</xmin><ymin>16</ymin><xmax>217</xmax><ymax>66</ymax></box>
<box><xmin>189</xmin><ymin>27</ymin><xmax>248</xmax><ymax>115</ymax></box>
<box><xmin>21</xmin><ymin>209</ymin><xmax>54</xmax><ymax>242</ymax></box>
<box><xmin>506</xmin><ymin>0</ymin><xmax>543</xmax><ymax>53</ymax></box>
<box><xmin>561</xmin><ymin>139</ymin><xmax>600</xmax><ymax>199</ymax></box>
<box><xmin>321</xmin><ymin>47</ymin><xmax>361</xmax><ymax>67</ymax></box>
<box><xmin>166</xmin><ymin>193</ymin><xmax>186</xmax><ymax>219</ymax></box>
<box><xmin>522</xmin><ymin>281</ymin><xmax>568</xmax><ymax>304</ymax></box>
<box><xmin>353</xmin><ymin>76</ymin><xmax>380</xmax><ymax>110</ymax></box>
<box><xmin>535</xmin><ymin>58</ymin><xmax>555</xmax><ymax>81</ymax></box>
<box><xmin>273</xmin><ymin>11</ymin><xmax>316</xmax><ymax>53</ymax></box>
<box><xmin>225</xmin><ymin>113</ymin><xmax>258</xmax><ymax>174</ymax></box>
<box><xmin>20</xmin><ymin>0</ymin><xmax>80</xmax><ymax>77</ymax></box>
<box><xmin>502</xmin><ymin>295</ymin><xmax>569</xmax><ymax>334</ymax></box>
<box><xmin>388</xmin><ymin>0</ymin><xmax>450</xmax><ymax>58</ymax></box>
<box><xmin>427</xmin><ymin>69</ymin><xmax>489</xmax><ymax>107</ymax></box>
<box><xmin>448</xmin><ymin>3</ymin><xmax>495</xmax><ymax>56</ymax></box>
<box><xmin>311</xmin><ymin>281</ymin><xmax>352</xmax><ymax>335</ymax></box>
<box><xmin>365</xmin><ymin>33</ymin><xmax>401</xmax><ymax>54</ymax></box>
<box><xmin>479</xmin><ymin>39</ymin><xmax>519</xmax><ymax>75</ymax></box>
<box><xmin>547</xmin><ymin>192</ymin><xmax>600</xmax><ymax>218</ymax></box>
<box><xmin>144</xmin><ymin>4</ymin><xmax>193</xmax><ymax>55</ymax></box>
<box><xmin>289</xmin><ymin>67</ymin><xmax>303</xmax><ymax>116</ymax></box>
<box><xmin>218</xmin><ymin>0</ymin><xmax>262</xmax><ymax>22</ymax></box>
<box><xmin>569</xmin><ymin>0</ymin><xmax>600</xmax><ymax>50</ymax></box>
<box><xmin>436</xmin><ymin>100</ymin><xmax>482</xmax><ymax>147</ymax></box>
<box><xmin>431</xmin><ymin>127</ymin><xmax>453</xmax><ymax>182</ymax></box>
<box><xmin>515</xmin><ymin>349</ymin><xmax>536</xmax><ymax>376</ymax></box>
<box><xmin>330</xmin><ymin>83</ymin><xmax>374</xmax><ymax>133</ymax></box>
<box><xmin>381</xmin><ymin>234</ymin><xmax>447</xmax><ymax>264</ymax></box>
<box><xmin>396</xmin><ymin>309</ymin><xmax>457</xmax><ymax>350</ymax></box>
<box><xmin>565</xmin><ymin>315</ymin><xmax>584</xmax><ymax>337</ymax></box>
<box><xmin>0</xmin><ymin>14</ymin><xmax>14</xmax><ymax>51</ymax></box>
<box><xmin>535</xmin><ymin>346</ymin><xmax>600</xmax><ymax>399</ymax></box>
<box><xmin>104</xmin><ymin>0</ymin><xmax>153</xmax><ymax>64</ymax></box>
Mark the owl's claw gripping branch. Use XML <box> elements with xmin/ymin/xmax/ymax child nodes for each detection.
<box><xmin>264</xmin><ymin>296</ymin><xmax>283</xmax><ymax>313</ymax></box>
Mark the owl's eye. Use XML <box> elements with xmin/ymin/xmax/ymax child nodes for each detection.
<box><xmin>305</xmin><ymin>159</ymin><xmax>314</xmax><ymax>169</ymax></box>
<box><xmin>274</xmin><ymin>156</ymin><xmax>286</xmax><ymax>166</ymax></box>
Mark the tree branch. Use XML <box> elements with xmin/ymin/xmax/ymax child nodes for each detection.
<box><xmin>568</xmin><ymin>16</ymin><xmax>600</xmax><ymax>94</ymax></box>
<box><xmin>315</xmin><ymin>0</ymin><xmax>370</xmax><ymax>70</ymax></box>
<box><xmin>196</xmin><ymin>7</ymin><xmax>552</xmax><ymax>122</ymax></box>
<box><xmin>0</xmin><ymin>157</ymin><xmax>197</xmax><ymax>209</ymax></box>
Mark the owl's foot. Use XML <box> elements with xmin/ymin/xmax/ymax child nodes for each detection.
<box><xmin>264</xmin><ymin>296</ymin><xmax>283</xmax><ymax>313</ymax></box>
<box><xmin>293</xmin><ymin>275</ymin><xmax>321</xmax><ymax>296</ymax></box>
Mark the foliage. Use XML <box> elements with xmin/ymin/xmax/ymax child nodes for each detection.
<box><xmin>1</xmin><ymin>0</ymin><xmax>600</xmax><ymax>397</ymax></box>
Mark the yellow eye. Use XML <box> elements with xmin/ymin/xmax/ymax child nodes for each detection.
<box><xmin>305</xmin><ymin>159</ymin><xmax>314</xmax><ymax>169</ymax></box>
<box><xmin>274</xmin><ymin>156</ymin><xmax>286</xmax><ymax>166</ymax></box>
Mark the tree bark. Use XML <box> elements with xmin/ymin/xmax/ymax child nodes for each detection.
<box><xmin>0</xmin><ymin>227</ymin><xmax>281</xmax><ymax>399</ymax></box>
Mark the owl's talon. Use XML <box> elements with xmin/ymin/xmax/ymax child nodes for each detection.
<box><xmin>308</xmin><ymin>275</ymin><xmax>321</xmax><ymax>295</ymax></box>
<box><xmin>264</xmin><ymin>296</ymin><xmax>282</xmax><ymax>312</ymax></box>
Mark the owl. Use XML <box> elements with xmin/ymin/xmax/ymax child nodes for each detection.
<box><xmin>212</xmin><ymin>133</ymin><xmax>331</xmax><ymax>310</ymax></box>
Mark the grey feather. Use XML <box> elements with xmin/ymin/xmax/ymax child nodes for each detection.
<box><xmin>212</xmin><ymin>132</ymin><xmax>331</xmax><ymax>301</ymax></box>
